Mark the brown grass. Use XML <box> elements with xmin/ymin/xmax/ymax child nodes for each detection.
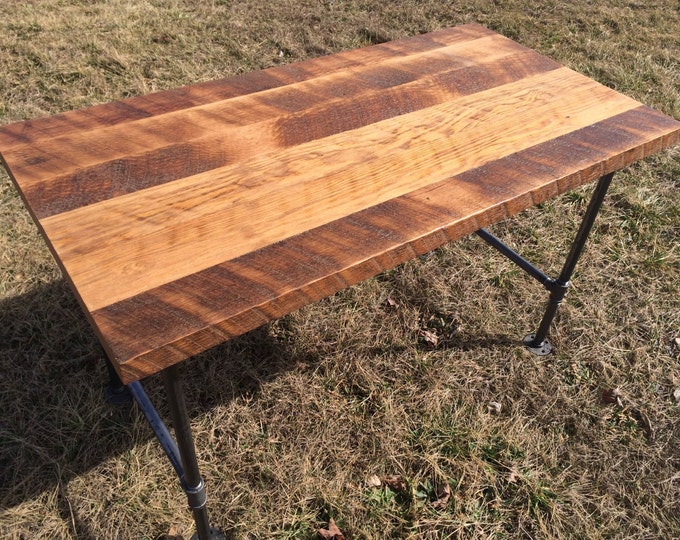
<box><xmin>1</xmin><ymin>1</ymin><xmax>679</xmax><ymax>539</ymax></box>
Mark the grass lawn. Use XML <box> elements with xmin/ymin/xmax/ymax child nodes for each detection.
<box><xmin>1</xmin><ymin>1</ymin><xmax>679</xmax><ymax>539</ymax></box>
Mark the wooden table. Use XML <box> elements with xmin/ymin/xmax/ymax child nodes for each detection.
<box><xmin>1</xmin><ymin>24</ymin><xmax>678</xmax><ymax>539</ymax></box>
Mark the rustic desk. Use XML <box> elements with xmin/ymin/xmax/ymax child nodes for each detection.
<box><xmin>1</xmin><ymin>24</ymin><xmax>678</xmax><ymax>539</ymax></box>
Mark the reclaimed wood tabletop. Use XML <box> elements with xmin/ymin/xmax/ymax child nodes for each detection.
<box><xmin>0</xmin><ymin>23</ymin><xmax>678</xmax><ymax>383</ymax></box>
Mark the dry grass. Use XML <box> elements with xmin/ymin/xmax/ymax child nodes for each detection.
<box><xmin>1</xmin><ymin>1</ymin><xmax>679</xmax><ymax>539</ymax></box>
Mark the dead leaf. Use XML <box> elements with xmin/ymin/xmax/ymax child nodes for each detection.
<box><xmin>673</xmin><ymin>388</ymin><xmax>680</xmax><ymax>404</ymax></box>
<box><xmin>602</xmin><ymin>387</ymin><xmax>623</xmax><ymax>407</ymax></box>
<box><xmin>366</xmin><ymin>474</ymin><xmax>382</xmax><ymax>488</ymax></box>
<box><xmin>383</xmin><ymin>475</ymin><xmax>409</xmax><ymax>494</ymax></box>
<box><xmin>488</xmin><ymin>401</ymin><xmax>502</xmax><ymax>414</ymax></box>
<box><xmin>431</xmin><ymin>482</ymin><xmax>451</xmax><ymax>509</ymax></box>
<box><xmin>419</xmin><ymin>329</ymin><xmax>439</xmax><ymax>348</ymax></box>
<box><xmin>318</xmin><ymin>518</ymin><xmax>345</xmax><ymax>540</ymax></box>
<box><xmin>674</xmin><ymin>337</ymin><xmax>680</xmax><ymax>349</ymax></box>
<box><xmin>155</xmin><ymin>525</ymin><xmax>184</xmax><ymax>540</ymax></box>
<box><xmin>385</xmin><ymin>294</ymin><xmax>399</xmax><ymax>309</ymax></box>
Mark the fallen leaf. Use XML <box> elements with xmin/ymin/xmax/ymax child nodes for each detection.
<box><xmin>488</xmin><ymin>401</ymin><xmax>502</xmax><ymax>414</ymax></box>
<box><xmin>602</xmin><ymin>387</ymin><xmax>623</xmax><ymax>407</ymax></box>
<box><xmin>383</xmin><ymin>475</ymin><xmax>409</xmax><ymax>494</ymax></box>
<box><xmin>419</xmin><ymin>329</ymin><xmax>439</xmax><ymax>348</ymax></box>
<box><xmin>318</xmin><ymin>518</ymin><xmax>345</xmax><ymax>540</ymax></box>
<box><xmin>431</xmin><ymin>482</ymin><xmax>451</xmax><ymax>509</ymax></box>
<box><xmin>385</xmin><ymin>294</ymin><xmax>399</xmax><ymax>308</ymax></box>
<box><xmin>155</xmin><ymin>525</ymin><xmax>184</xmax><ymax>540</ymax></box>
<box><xmin>366</xmin><ymin>474</ymin><xmax>382</xmax><ymax>488</ymax></box>
<box><xmin>673</xmin><ymin>388</ymin><xmax>680</xmax><ymax>404</ymax></box>
<box><xmin>674</xmin><ymin>337</ymin><xmax>680</xmax><ymax>349</ymax></box>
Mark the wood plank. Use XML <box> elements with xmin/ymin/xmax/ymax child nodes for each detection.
<box><xmin>41</xmin><ymin>67</ymin><xmax>640</xmax><ymax>312</ymax></box>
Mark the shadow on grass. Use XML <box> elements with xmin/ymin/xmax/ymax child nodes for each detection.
<box><xmin>0</xmin><ymin>278</ymin><xmax>518</xmax><ymax>538</ymax></box>
<box><xmin>0</xmin><ymin>279</ymin><xmax>302</xmax><ymax>538</ymax></box>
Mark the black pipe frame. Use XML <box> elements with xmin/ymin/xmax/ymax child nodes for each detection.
<box><xmin>162</xmin><ymin>364</ymin><xmax>222</xmax><ymax>540</ymax></box>
<box><xmin>106</xmin><ymin>172</ymin><xmax>615</xmax><ymax>537</ymax></box>
<box><xmin>475</xmin><ymin>172</ymin><xmax>615</xmax><ymax>354</ymax></box>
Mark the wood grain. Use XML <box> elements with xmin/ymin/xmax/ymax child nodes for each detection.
<box><xmin>40</xmin><ymin>68</ymin><xmax>640</xmax><ymax>312</ymax></box>
<box><xmin>0</xmin><ymin>23</ymin><xmax>678</xmax><ymax>383</ymax></box>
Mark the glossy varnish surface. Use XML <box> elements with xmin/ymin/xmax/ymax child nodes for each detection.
<box><xmin>1</xmin><ymin>24</ymin><xmax>678</xmax><ymax>382</ymax></box>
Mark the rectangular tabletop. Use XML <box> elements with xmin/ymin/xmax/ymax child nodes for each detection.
<box><xmin>1</xmin><ymin>23</ymin><xmax>678</xmax><ymax>383</ymax></box>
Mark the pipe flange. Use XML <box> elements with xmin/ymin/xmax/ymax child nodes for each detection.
<box><xmin>523</xmin><ymin>334</ymin><xmax>552</xmax><ymax>356</ymax></box>
<box><xmin>190</xmin><ymin>528</ymin><xmax>227</xmax><ymax>540</ymax></box>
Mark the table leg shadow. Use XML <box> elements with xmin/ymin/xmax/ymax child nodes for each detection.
<box><xmin>0</xmin><ymin>283</ymin><xmax>308</xmax><ymax>539</ymax></box>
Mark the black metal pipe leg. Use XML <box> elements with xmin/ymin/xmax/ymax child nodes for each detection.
<box><xmin>525</xmin><ymin>172</ymin><xmax>615</xmax><ymax>354</ymax></box>
<box><xmin>162</xmin><ymin>365</ymin><xmax>225</xmax><ymax>540</ymax></box>
<box><xmin>523</xmin><ymin>282</ymin><xmax>569</xmax><ymax>355</ymax></box>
